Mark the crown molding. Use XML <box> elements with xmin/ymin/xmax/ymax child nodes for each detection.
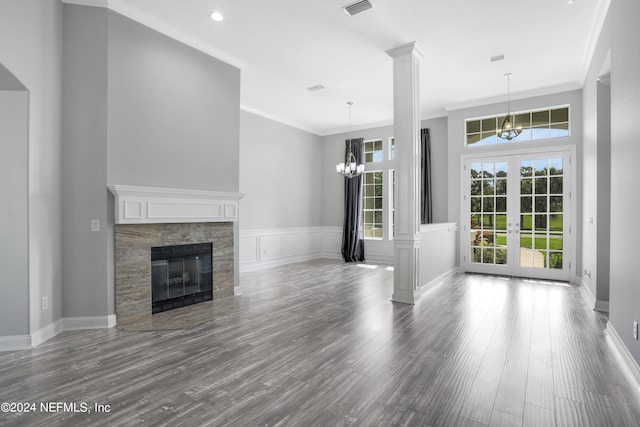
<box><xmin>578</xmin><ymin>0</ymin><xmax>612</xmax><ymax>85</ymax></box>
<box><xmin>61</xmin><ymin>0</ymin><xmax>246</xmax><ymax>69</ymax></box>
<box><xmin>240</xmin><ymin>105</ymin><xmax>323</xmax><ymax>136</ymax></box>
<box><xmin>61</xmin><ymin>0</ymin><xmax>108</xmax><ymax>7</ymax></box>
<box><xmin>444</xmin><ymin>81</ymin><xmax>583</xmax><ymax>112</ymax></box>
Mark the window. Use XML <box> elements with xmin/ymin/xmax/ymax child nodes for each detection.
<box><xmin>360</xmin><ymin>138</ymin><xmax>395</xmax><ymax>240</ymax></box>
<box><xmin>363</xmin><ymin>171</ymin><xmax>383</xmax><ymax>238</ymax></box>
<box><xmin>364</xmin><ymin>140</ymin><xmax>383</xmax><ymax>162</ymax></box>
<box><xmin>465</xmin><ymin>106</ymin><xmax>570</xmax><ymax>146</ymax></box>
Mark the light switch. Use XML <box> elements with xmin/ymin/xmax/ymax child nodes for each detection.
<box><xmin>91</xmin><ymin>219</ymin><xmax>100</xmax><ymax>232</ymax></box>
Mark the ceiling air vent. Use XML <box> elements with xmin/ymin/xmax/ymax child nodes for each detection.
<box><xmin>343</xmin><ymin>0</ymin><xmax>375</xmax><ymax>16</ymax></box>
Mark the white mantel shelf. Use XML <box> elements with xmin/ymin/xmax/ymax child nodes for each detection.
<box><xmin>108</xmin><ymin>185</ymin><xmax>244</xmax><ymax>224</ymax></box>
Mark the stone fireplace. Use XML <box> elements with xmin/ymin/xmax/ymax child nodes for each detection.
<box><xmin>109</xmin><ymin>185</ymin><xmax>243</xmax><ymax>323</ymax></box>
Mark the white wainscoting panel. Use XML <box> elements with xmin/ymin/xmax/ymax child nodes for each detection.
<box><xmin>322</xmin><ymin>227</ymin><xmax>343</xmax><ymax>260</ymax></box>
<box><xmin>364</xmin><ymin>239</ymin><xmax>394</xmax><ymax>264</ymax></box>
<box><xmin>239</xmin><ymin>235</ymin><xmax>259</xmax><ymax>264</ymax></box>
<box><xmin>419</xmin><ymin>223</ymin><xmax>458</xmax><ymax>292</ymax></box>
<box><xmin>240</xmin><ymin>227</ymin><xmax>341</xmax><ymax>271</ymax></box>
<box><xmin>259</xmin><ymin>234</ymin><xmax>284</xmax><ymax>261</ymax></box>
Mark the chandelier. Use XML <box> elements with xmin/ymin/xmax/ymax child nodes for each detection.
<box><xmin>498</xmin><ymin>73</ymin><xmax>522</xmax><ymax>141</ymax></box>
<box><xmin>336</xmin><ymin>102</ymin><xmax>365</xmax><ymax>178</ymax></box>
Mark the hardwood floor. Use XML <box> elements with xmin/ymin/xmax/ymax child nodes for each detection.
<box><xmin>1</xmin><ymin>259</ymin><xmax>639</xmax><ymax>426</ymax></box>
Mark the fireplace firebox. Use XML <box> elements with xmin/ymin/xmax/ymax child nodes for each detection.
<box><xmin>151</xmin><ymin>243</ymin><xmax>213</xmax><ymax>314</ymax></box>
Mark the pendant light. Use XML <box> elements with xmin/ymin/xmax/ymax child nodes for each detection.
<box><xmin>336</xmin><ymin>102</ymin><xmax>365</xmax><ymax>178</ymax></box>
<box><xmin>498</xmin><ymin>73</ymin><xmax>522</xmax><ymax>141</ymax></box>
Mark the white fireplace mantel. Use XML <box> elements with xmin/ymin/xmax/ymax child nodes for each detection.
<box><xmin>108</xmin><ymin>185</ymin><xmax>244</xmax><ymax>224</ymax></box>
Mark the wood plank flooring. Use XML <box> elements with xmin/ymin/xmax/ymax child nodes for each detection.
<box><xmin>1</xmin><ymin>259</ymin><xmax>639</xmax><ymax>426</ymax></box>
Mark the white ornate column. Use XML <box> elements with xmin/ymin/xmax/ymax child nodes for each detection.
<box><xmin>386</xmin><ymin>42</ymin><xmax>423</xmax><ymax>304</ymax></box>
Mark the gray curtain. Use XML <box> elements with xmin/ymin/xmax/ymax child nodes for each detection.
<box><xmin>341</xmin><ymin>138</ymin><xmax>365</xmax><ymax>262</ymax></box>
<box><xmin>421</xmin><ymin>128</ymin><xmax>433</xmax><ymax>224</ymax></box>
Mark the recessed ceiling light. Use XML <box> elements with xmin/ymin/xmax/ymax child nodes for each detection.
<box><xmin>209</xmin><ymin>11</ymin><xmax>224</xmax><ymax>22</ymax></box>
<box><xmin>307</xmin><ymin>85</ymin><xmax>325</xmax><ymax>92</ymax></box>
<box><xmin>490</xmin><ymin>54</ymin><xmax>505</xmax><ymax>63</ymax></box>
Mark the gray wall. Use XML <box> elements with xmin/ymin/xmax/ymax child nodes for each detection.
<box><xmin>321</xmin><ymin>117</ymin><xmax>449</xmax><ymax>227</ymax></box>
<box><xmin>107</xmin><ymin>11</ymin><xmax>240</xmax><ymax>192</ymax></box>
<box><xmin>581</xmin><ymin>5</ymin><xmax>613</xmax><ymax>307</ymax></box>
<box><xmin>62</xmin><ymin>4</ymin><xmax>110</xmax><ymax>318</ymax></box>
<box><xmin>240</xmin><ymin>111</ymin><xmax>323</xmax><ymax>229</ymax></box>
<box><xmin>0</xmin><ymin>0</ymin><xmax>64</xmax><ymax>333</ymax></box>
<box><xmin>447</xmin><ymin>90</ymin><xmax>584</xmax><ymax>270</ymax></box>
<box><xmin>592</xmin><ymin>0</ymin><xmax>640</xmax><ymax>364</ymax></box>
<box><xmin>0</xmin><ymin>90</ymin><xmax>29</xmax><ymax>335</ymax></box>
<box><xmin>61</xmin><ymin>6</ymin><xmax>242</xmax><ymax>319</ymax></box>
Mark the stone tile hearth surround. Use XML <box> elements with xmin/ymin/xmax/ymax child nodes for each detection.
<box><xmin>115</xmin><ymin>222</ymin><xmax>234</xmax><ymax>322</ymax></box>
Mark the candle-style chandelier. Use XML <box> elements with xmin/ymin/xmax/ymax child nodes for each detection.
<box><xmin>335</xmin><ymin>102</ymin><xmax>365</xmax><ymax>178</ymax></box>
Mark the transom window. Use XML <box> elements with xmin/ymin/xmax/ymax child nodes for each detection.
<box><xmin>465</xmin><ymin>106</ymin><xmax>570</xmax><ymax>146</ymax></box>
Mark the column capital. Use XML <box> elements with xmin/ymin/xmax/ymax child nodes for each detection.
<box><xmin>386</xmin><ymin>42</ymin><xmax>425</xmax><ymax>61</ymax></box>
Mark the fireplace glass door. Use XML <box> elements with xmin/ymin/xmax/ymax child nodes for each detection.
<box><xmin>151</xmin><ymin>243</ymin><xmax>213</xmax><ymax>313</ymax></box>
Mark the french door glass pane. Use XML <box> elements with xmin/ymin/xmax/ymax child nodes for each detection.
<box><xmin>470</xmin><ymin>161</ymin><xmax>507</xmax><ymax>266</ymax></box>
<box><xmin>519</xmin><ymin>158</ymin><xmax>563</xmax><ymax>269</ymax></box>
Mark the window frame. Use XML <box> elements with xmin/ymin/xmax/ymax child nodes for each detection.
<box><xmin>361</xmin><ymin>138</ymin><xmax>395</xmax><ymax>240</ymax></box>
<box><xmin>464</xmin><ymin>105</ymin><xmax>571</xmax><ymax>147</ymax></box>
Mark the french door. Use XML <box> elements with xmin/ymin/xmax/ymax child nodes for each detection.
<box><xmin>461</xmin><ymin>149</ymin><xmax>574</xmax><ymax>281</ymax></box>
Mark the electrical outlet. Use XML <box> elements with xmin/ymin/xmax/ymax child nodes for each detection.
<box><xmin>42</xmin><ymin>296</ymin><xmax>48</xmax><ymax>311</ymax></box>
<box><xmin>634</xmin><ymin>321</ymin><xmax>638</xmax><ymax>340</ymax></box>
<box><xmin>91</xmin><ymin>219</ymin><xmax>100</xmax><ymax>232</ymax></box>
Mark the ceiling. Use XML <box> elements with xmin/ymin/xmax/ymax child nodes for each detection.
<box><xmin>78</xmin><ymin>0</ymin><xmax>609</xmax><ymax>135</ymax></box>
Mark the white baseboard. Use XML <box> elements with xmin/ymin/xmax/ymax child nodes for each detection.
<box><xmin>580</xmin><ymin>276</ymin><xmax>597</xmax><ymax>309</ymax></box>
<box><xmin>594</xmin><ymin>299</ymin><xmax>610</xmax><ymax>313</ymax></box>
<box><xmin>0</xmin><ymin>315</ymin><xmax>117</xmax><ymax>352</ymax></box>
<box><xmin>0</xmin><ymin>335</ymin><xmax>32</xmax><ymax>352</ymax></box>
<box><xmin>605</xmin><ymin>322</ymin><xmax>640</xmax><ymax>392</ymax></box>
<box><xmin>31</xmin><ymin>319</ymin><xmax>64</xmax><ymax>348</ymax></box>
<box><xmin>580</xmin><ymin>277</ymin><xmax>610</xmax><ymax>313</ymax></box>
<box><xmin>240</xmin><ymin>252</ymin><xmax>322</xmax><ymax>272</ymax></box>
<box><xmin>63</xmin><ymin>314</ymin><xmax>117</xmax><ymax>330</ymax></box>
<box><xmin>418</xmin><ymin>267</ymin><xmax>460</xmax><ymax>298</ymax></box>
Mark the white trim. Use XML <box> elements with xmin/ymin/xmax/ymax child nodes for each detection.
<box><xmin>595</xmin><ymin>300</ymin><xmax>610</xmax><ymax>313</ymax></box>
<box><xmin>581</xmin><ymin>276</ymin><xmax>597</xmax><ymax>308</ymax></box>
<box><xmin>108</xmin><ymin>185</ymin><xmax>244</xmax><ymax>224</ymax></box>
<box><xmin>61</xmin><ymin>0</ymin><xmax>246</xmax><ymax>69</ymax></box>
<box><xmin>578</xmin><ymin>0</ymin><xmax>612</xmax><ymax>85</ymax></box>
<box><xmin>63</xmin><ymin>315</ymin><xmax>117</xmax><ymax>330</ymax></box>
<box><xmin>61</xmin><ymin>0</ymin><xmax>107</xmax><ymax>7</ymax></box>
<box><xmin>420</xmin><ymin>222</ymin><xmax>457</xmax><ymax>233</ymax></box>
<box><xmin>240</xmin><ymin>226</ymin><xmax>340</xmax><ymax>271</ymax></box>
<box><xmin>418</xmin><ymin>267</ymin><xmax>460</xmax><ymax>297</ymax></box>
<box><xmin>30</xmin><ymin>319</ymin><xmax>64</xmax><ymax>348</ymax></box>
<box><xmin>444</xmin><ymin>82</ymin><xmax>582</xmax><ymax>113</ymax></box>
<box><xmin>459</xmin><ymin>146</ymin><xmax>577</xmax><ymax>282</ymax></box>
<box><xmin>605</xmin><ymin>322</ymin><xmax>640</xmax><ymax>393</ymax></box>
<box><xmin>0</xmin><ymin>335</ymin><xmax>32</xmax><ymax>352</ymax></box>
<box><xmin>240</xmin><ymin>253</ymin><xmax>322</xmax><ymax>272</ymax></box>
<box><xmin>241</xmin><ymin>106</ymin><xmax>322</xmax><ymax>136</ymax></box>
<box><xmin>0</xmin><ymin>316</ymin><xmax>117</xmax><ymax>352</ymax></box>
